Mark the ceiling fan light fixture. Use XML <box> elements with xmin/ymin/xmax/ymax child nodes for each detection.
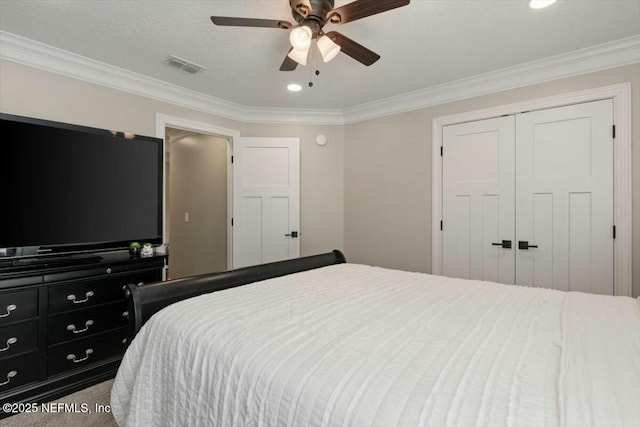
<box><xmin>210</xmin><ymin>0</ymin><xmax>412</xmax><ymax>71</ymax></box>
<box><xmin>289</xmin><ymin>25</ymin><xmax>312</xmax><ymax>50</ymax></box>
<box><xmin>317</xmin><ymin>35</ymin><xmax>341</xmax><ymax>63</ymax></box>
<box><xmin>529</xmin><ymin>0</ymin><xmax>556</xmax><ymax>9</ymax></box>
<box><xmin>287</xmin><ymin>47</ymin><xmax>309</xmax><ymax>65</ymax></box>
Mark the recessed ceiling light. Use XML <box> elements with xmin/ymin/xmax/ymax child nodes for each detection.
<box><xmin>287</xmin><ymin>83</ymin><xmax>302</xmax><ymax>92</ymax></box>
<box><xmin>529</xmin><ymin>0</ymin><xmax>556</xmax><ymax>9</ymax></box>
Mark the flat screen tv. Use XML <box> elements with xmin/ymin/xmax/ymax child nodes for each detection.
<box><xmin>0</xmin><ymin>113</ymin><xmax>163</xmax><ymax>260</ymax></box>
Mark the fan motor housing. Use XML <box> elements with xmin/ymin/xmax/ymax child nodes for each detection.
<box><xmin>291</xmin><ymin>0</ymin><xmax>335</xmax><ymax>32</ymax></box>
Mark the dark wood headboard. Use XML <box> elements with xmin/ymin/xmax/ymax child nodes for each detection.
<box><xmin>125</xmin><ymin>250</ymin><xmax>346</xmax><ymax>336</ymax></box>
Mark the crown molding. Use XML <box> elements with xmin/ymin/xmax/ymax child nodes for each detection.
<box><xmin>1</xmin><ymin>30</ymin><xmax>638</xmax><ymax>126</ymax></box>
<box><xmin>342</xmin><ymin>35</ymin><xmax>640</xmax><ymax>124</ymax></box>
<box><xmin>0</xmin><ymin>31</ymin><xmax>343</xmax><ymax>126</ymax></box>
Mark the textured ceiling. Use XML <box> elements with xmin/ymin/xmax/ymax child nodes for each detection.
<box><xmin>0</xmin><ymin>1</ymin><xmax>639</xmax><ymax>110</ymax></box>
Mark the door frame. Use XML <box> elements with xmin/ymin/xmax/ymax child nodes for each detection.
<box><xmin>156</xmin><ymin>113</ymin><xmax>240</xmax><ymax>271</ymax></box>
<box><xmin>431</xmin><ymin>83</ymin><xmax>632</xmax><ymax>296</ymax></box>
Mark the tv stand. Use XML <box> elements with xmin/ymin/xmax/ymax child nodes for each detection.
<box><xmin>0</xmin><ymin>250</ymin><xmax>166</xmax><ymax>419</ymax></box>
<box><xmin>12</xmin><ymin>254</ymin><xmax>103</xmax><ymax>268</ymax></box>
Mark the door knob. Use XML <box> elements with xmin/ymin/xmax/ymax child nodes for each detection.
<box><xmin>491</xmin><ymin>240</ymin><xmax>512</xmax><ymax>249</ymax></box>
<box><xmin>285</xmin><ymin>231</ymin><xmax>298</xmax><ymax>238</ymax></box>
<box><xmin>518</xmin><ymin>241</ymin><xmax>538</xmax><ymax>250</ymax></box>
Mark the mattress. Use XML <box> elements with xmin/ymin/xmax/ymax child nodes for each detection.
<box><xmin>111</xmin><ymin>264</ymin><xmax>640</xmax><ymax>426</ymax></box>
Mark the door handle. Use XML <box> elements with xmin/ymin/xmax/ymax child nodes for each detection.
<box><xmin>285</xmin><ymin>231</ymin><xmax>299</xmax><ymax>238</ymax></box>
<box><xmin>518</xmin><ymin>241</ymin><xmax>538</xmax><ymax>250</ymax></box>
<box><xmin>491</xmin><ymin>240</ymin><xmax>512</xmax><ymax>249</ymax></box>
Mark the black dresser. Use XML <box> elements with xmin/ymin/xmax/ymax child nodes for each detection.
<box><xmin>0</xmin><ymin>251</ymin><xmax>165</xmax><ymax>417</ymax></box>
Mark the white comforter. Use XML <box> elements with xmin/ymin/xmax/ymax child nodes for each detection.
<box><xmin>111</xmin><ymin>264</ymin><xmax>640</xmax><ymax>427</ymax></box>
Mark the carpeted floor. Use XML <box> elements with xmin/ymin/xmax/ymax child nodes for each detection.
<box><xmin>0</xmin><ymin>379</ymin><xmax>117</xmax><ymax>427</ymax></box>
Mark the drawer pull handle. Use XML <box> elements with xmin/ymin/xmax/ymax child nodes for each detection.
<box><xmin>0</xmin><ymin>371</ymin><xmax>17</xmax><ymax>386</ymax></box>
<box><xmin>67</xmin><ymin>291</ymin><xmax>94</xmax><ymax>304</ymax></box>
<box><xmin>122</xmin><ymin>311</ymin><xmax>129</xmax><ymax>319</ymax></box>
<box><xmin>0</xmin><ymin>337</ymin><xmax>18</xmax><ymax>352</ymax></box>
<box><xmin>0</xmin><ymin>304</ymin><xmax>17</xmax><ymax>318</ymax></box>
<box><xmin>67</xmin><ymin>320</ymin><xmax>94</xmax><ymax>334</ymax></box>
<box><xmin>66</xmin><ymin>348</ymin><xmax>93</xmax><ymax>363</ymax></box>
<box><xmin>123</xmin><ymin>282</ymin><xmax>145</xmax><ymax>291</ymax></box>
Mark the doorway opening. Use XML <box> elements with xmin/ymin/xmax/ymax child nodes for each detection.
<box><xmin>165</xmin><ymin>128</ymin><xmax>229</xmax><ymax>279</ymax></box>
<box><xmin>156</xmin><ymin>114</ymin><xmax>240</xmax><ymax>280</ymax></box>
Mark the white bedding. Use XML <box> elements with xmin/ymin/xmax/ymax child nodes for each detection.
<box><xmin>111</xmin><ymin>264</ymin><xmax>640</xmax><ymax>427</ymax></box>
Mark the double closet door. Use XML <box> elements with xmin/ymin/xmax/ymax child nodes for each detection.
<box><xmin>442</xmin><ymin>99</ymin><xmax>614</xmax><ymax>295</ymax></box>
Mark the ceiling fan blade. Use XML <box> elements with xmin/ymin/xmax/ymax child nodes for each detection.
<box><xmin>210</xmin><ymin>16</ymin><xmax>292</xmax><ymax>29</ymax></box>
<box><xmin>326</xmin><ymin>31</ymin><xmax>380</xmax><ymax>66</ymax></box>
<box><xmin>327</xmin><ymin>0</ymin><xmax>410</xmax><ymax>24</ymax></box>
<box><xmin>279</xmin><ymin>49</ymin><xmax>299</xmax><ymax>71</ymax></box>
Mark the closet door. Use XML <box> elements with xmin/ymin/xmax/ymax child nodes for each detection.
<box><xmin>515</xmin><ymin>99</ymin><xmax>614</xmax><ymax>294</ymax></box>
<box><xmin>442</xmin><ymin>116</ymin><xmax>515</xmax><ymax>284</ymax></box>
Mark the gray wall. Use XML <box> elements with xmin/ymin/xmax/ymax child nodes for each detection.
<box><xmin>344</xmin><ymin>64</ymin><xmax>640</xmax><ymax>297</ymax></box>
<box><xmin>166</xmin><ymin>129</ymin><xmax>228</xmax><ymax>278</ymax></box>
<box><xmin>0</xmin><ymin>58</ymin><xmax>637</xmax><ymax>296</ymax></box>
<box><xmin>0</xmin><ymin>59</ymin><xmax>345</xmax><ymax>259</ymax></box>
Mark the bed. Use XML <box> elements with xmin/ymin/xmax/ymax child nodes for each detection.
<box><xmin>111</xmin><ymin>251</ymin><xmax>639</xmax><ymax>427</ymax></box>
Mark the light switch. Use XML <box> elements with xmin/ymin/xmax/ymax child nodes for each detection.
<box><xmin>184</xmin><ymin>212</ymin><xmax>189</xmax><ymax>223</ymax></box>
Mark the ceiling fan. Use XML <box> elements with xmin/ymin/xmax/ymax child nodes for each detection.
<box><xmin>210</xmin><ymin>0</ymin><xmax>411</xmax><ymax>71</ymax></box>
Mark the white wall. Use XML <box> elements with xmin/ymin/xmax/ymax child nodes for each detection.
<box><xmin>344</xmin><ymin>64</ymin><xmax>640</xmax><ymax>297</ymax></box>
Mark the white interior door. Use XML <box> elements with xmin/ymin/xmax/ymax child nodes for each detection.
<box><xmin>232</xmin><ymin>137</ymin><xmax>300</xmax><ymax>269</ymax></box>
<box><xmin>515</xmin><ymin>99</ymin><xmax>614</xmax><ymax>294</ymax></box>
<box><xmin>442</xmin><ymin>116</ymin><xmax>515</xmax><ymax>284</ymax></box>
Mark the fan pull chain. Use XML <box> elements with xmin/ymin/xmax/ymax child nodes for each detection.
<box><xmin>308</xmin><ymin>43</ymin><xmax>320</xmax><ymax>88</ymax></box>
<box><xmin>308</xmin><ymin>45</ymin><xmax>314</xmax><ymax>87</ymax></box>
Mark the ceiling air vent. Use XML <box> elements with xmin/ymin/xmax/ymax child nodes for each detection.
<box><xmin>165</xmin><ymin>55</ymin><xmax>207</xmax><ymax>74</ymax></box>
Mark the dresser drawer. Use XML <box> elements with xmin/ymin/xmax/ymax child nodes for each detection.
<box><xmin>0</xmin><ymin>288</ymin><xmax>38</xmax><ymax>326</ymax></box>
<box><xmin>48</xmin><ymin>328</ymin><xmax>128</xmax><ymax>376</ymax></box>
<box><xmin>0</xmin><ymin>321</ymin><xmax>38</xmax><ymax>359</ymax></box>
<box><xmin>0</xmin><ymin>352</ymin><xmax>38</xmax><ymax>393</ymax></box>
<box><xmin>49</xmin><ymin>269</ymin><xmax>161</xmax><ymax>314</ymax></box>
<box><xmin>48</xmin><ymin>301</ymin><xmax>129</xmax><ymax>344</ymax></box>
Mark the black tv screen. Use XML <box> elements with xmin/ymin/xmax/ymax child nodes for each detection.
<box><xmin>0</xmin><ymin>113</ymin><xmax>163</xmax><ymax>257</ymax></box>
